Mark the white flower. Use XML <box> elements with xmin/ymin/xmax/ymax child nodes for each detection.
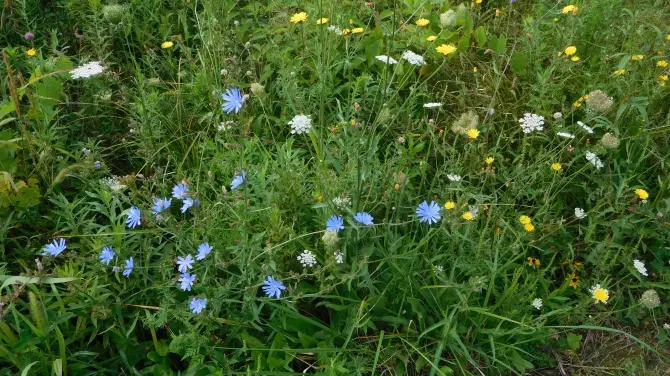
<box><xmin>375</xmin><ymin>55</ymin><xmax>398</xmax><ymax>64</ymax></box>
<box><xmin>557</xmin><ymin>132</ymin><xmax>575</xmax><ymax>139</ymax></box>
<box><xmin>532</xmin><ymin>298</ymin><xmax>543</xmax><ymax>310</ymax></box>
<box><xmin>297</xmin><ymin>250</ymin><xmax>318</xmax><ymax>268</ymax></box>
<box><xmin>332</xmin><ymin>196</ymin><xmax>351</xmax><ymax>209</ymax></box>
<box><xmin>334</xmin><ymin>250</ymin><xmax>343</xmax><ymax>264</ymax></box>
<box><xmin>288</xmin><ymin>114</ymin><xmax>312</xmax><ymax>134</ymax></box>
<box><xmin>70</xmin><ymin>61</ymin><xmax>105</xmax><ymax>79</ymax></box>
<box><xmin>102</xmin><ymin>176</ymin><xmax>127</xmax><ymax>192</ymax></box>
<box><xmin>577</xmin><ymin>121</ymin><xmax>594</xmax><ymax>134</ymax></box>
<box><xmin>585</xmin><ymin>152</ymin><xmax>604</xmax><ymax>169</ymax></box>
<box><xmin>574</xmin><ymin>207</ymin><xmax>586</xmax><ymax>219</ymax></box>
<box><xmin>633</xmin><ymin>259</ymin><xmax>648</xmax><ymax>277</ymax></box>
<box><xmin>401</xmin><ymin>50</ymin><xmax>426</xmax><ymax>66</ymax></box>
<box><xmin>217</xmin><ymin>121</ymin><xmax>235</xmax><ymax>131</ymax></box>
<box><xmin>553</xmin><ymin>112</ymin><xmax>563</xmax><ymax>120</ymax></box>
<box><xmin>664</xmin><ymin>323</ymin><xmax>670</xmax><ymax>330</ymax></box>
<box><xmin>447</xmin><ymin>174</ymin><xmax>462</xmax><ymax>182</ymax></box>
<box><xmin>434</xmin><ymin>265</ymin><xmax>444</xmax><ymax>273</ymax></box>
<box><xmin>327</xmin><ymin>25</ymin><xmax>343</xmax><ymax>35</ymax></box>
<box><xmin>518</xmin><ymin>113</ymin><xmax>545</xmax><ymax>134</ymax></box>
<box><xmin>468</xmin><ymin>205</ymin><xmax>479</xmax><ymax>218</ymax></box>
<box><xmin>423</xmin><ymin>102</ymin><xmax>442</xmax><ymax>108</ymax></box>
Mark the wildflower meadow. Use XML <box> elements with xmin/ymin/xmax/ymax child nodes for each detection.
<box><xmin>2</xmin><ymin>0</ymin><xmax>670</xmax><ymax>374</ymax></box>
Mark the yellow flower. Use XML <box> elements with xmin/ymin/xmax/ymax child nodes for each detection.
<box><xmin>551</xmin><ymin>163</ymin><xmax>562</xmax><ymax>171</ymax></box>
<box><xmin>415</xmin><ymin>18</ymin><xmax>430</xmax><ymax>27</ymax></box>
<box><xmin>519</xmin><ymin>216</ymin><xmax>531</xmax><ymax>225</ymax></box>
<box><xmin>568</xmin><ymin>273</ymin><xmax>580</xmax><ymax>289</ymax></box>
<box><xmin>316</xmin><ymin>18</ymin><xmax>328</xmax><ymax>25</ymax></box>
<box><xmin>564</xmin><ymin>46</ymin><xmax>576</xmax><ymax>56</ymax></box>
<box><xmin>657</xmin><ymin>60</ymin><xmax>669</xmax><ymax>67</ymax></box>
<box><xmin>572</xmin><ymin>101</ymin><xmax>581</xmax><ymax>108</ymax></box>
<box><xmin>485</xmin><ymin>157</ymin><xmax>494</xmax><ymax>165</ymax></box>
<box><xmin>462</xmin><ymin>211</ymin><xmax>474</xmax><ymax>221</ymax></box>
<box><xmin>659</xmin><ymin>75</ymin><xmax>669</xmax><ymax>81</ymax></box>
<box><xmin>465</xmin><ymin>128</ymin><xmax>480</xmax><ymax>139</ymax></box>
<box><xmin>591</xmin><ymin>285</ymin><xmax>609</xmax><ymax>304</ymax></box>
<box><xmin>161</xmin><ymin>41</ymin><xmax>174</xmax><ymax>49</ymax></box>
<box><xmin>631</xmin><ymin>55</ymin><xmax>644</xmax><ymax>61</ymax></box>
<box><xmin>427</xmin><ymin>35</ymin><xmax>437</xmax><ymax>42</ymax></box>
<box><xmin>571</xmin><ymin>56</ymin><xmax>580</xmax><ymax>62</ymax></box>
<box><xmin>557</xmin><ymin>51</ymin><xmax>563</xmax><ymax>57</ymax></box>
<box><xmin>316</xmin><ymin>194</ymin><xmax>323</xmax><ymax>202</ymax></box>
<box><xmin>613</xmin><ymin>69</ymin><xmax>625</xmax><ymax>75</ymax></box>
<box><xmin>351</xmin><ymin>27</ymin><xmax>364</xmax><ymax>34</ymax></box>
<box><xmin>553</xmin><ymin>17</ymin><xmax>559</xmax><ymax>22</ymax></box>
<box><xmin>342</xmin><ymin>28</ymin><xmax>351</xmax><ymax>35</ymax></box>
<box><xmin>661</xmin><ymin>82</ymin><xmax>666</xmax><ymax>87</ymax></box>
<box><xmin>436</xmin><ymin>44</ymin><xmax>457</xmax><ymax>56</ymax></box>
<box><xmin>476</xmin><ymin>0</ymin><xmax>483</xmax><ymax>3</ymax></box>
<box><xmin>524</xmin><ymin>223</ymin><xmax>535</xmax><ymax>232</ymax></box>
<box><xmin>667</xmin><ymin>34</ymin><xmax>670</xmax><ymax>40</ymax></box>
<box><xmin>562</xmin><ymin>5</ymin><xmax>576</xmax><ymax>14</ymax></box>
<box><xmin>473</xmin><ymin>66</ymin><xmax>478</xmax><ymax>72</ymax></box>
<box><xmin>527</xmin><ymin>257</ymin><xmax>541</xmax><ymax>266</ymax></box>
<box><xmin>444</xmin><ymin>201</ymin><xmax>456</xmax><ymax>210</ymax></box>
<box><xmin>26</xmin><ymin>48</ymin><xmax>36</xmax><ymax>56</ymax></box>
<box><xmin>290</xmin><ymin>11</ymin><xmax>308</xmax><ymax>23</ymax></box>
<box><xmin>635</xmin><ymin>189</ymin><xmax>649</xmax><ymax>200</ymax></box>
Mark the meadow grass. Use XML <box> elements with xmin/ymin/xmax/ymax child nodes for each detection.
<box><xmin>1</xmin><ymin>0</ymin><xmax>669</xmax><ymax>374</ymax></box>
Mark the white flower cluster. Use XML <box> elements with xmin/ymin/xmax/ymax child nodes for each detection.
<box><xmin>375</xmin><ymin>55</ymin><xmax>398</xmax><ymax>65</ymax></box>
<box><xmin>434</xmin><ymin>265</ymin><xmax>444</xmax><ymax>273</ymax></box>
<box><xmin>297</xmin><ymin>250</ymin><xmax>317</xmax><ymax>268</ymax></box>
<box><xmin>577</xmin><ymin>121</ymin><xmax>594</xmax><ymax>134</ymax></box>
<box><xmin>423</xmin><ymin>102</ymin><xmax>442</xmax><ymax>108</ymax></box>
<box><xmin>519</xmin><ymin>113</ymin><xmax>545</xmax><ymax>134</ymax></box>
<box><xmin>553</xmin><ymin>112</ymin><xmax>563</xmax><ymax>120</ymax></box>
<box><xmin>288</xmin><ymin>114</ymin><xmax>312</xmax><ymax>134</ymax></box>
<box><xmin>585</xmin><ymin>152</ymin><xmax>604</xmax><ymax>169</ymax></box>
<box><xmin>532</xmin><ymin>298</ymin><xmax>543</xmax><ymax>310</ymax></box>
<box><xmin>101</xmin><ymin>176</ymin><xmax>127</xmax><ymax>192</ymax></box>
<box><xmin>70</xmin><ymin>61</ymin><xmax>105</xmax><ymax>79</ymax></box>
<box><xmin>633</xmin><ymin>259</ymin><xmax>648</xmax><ymax>276</ymax></box>
<box><xmin>447</xmin><ymin>174</ymin><xmax>462</xmax><ymax>182</ymax></box>
<box><xmin>401</xmin><ymin>50</ymin><xmax>426</xmax><ymax>66</ymax></box>
<box><xmin>334</xmin><ymin>250</ymin><xmax>343</xmax><ymax>264</ymax></box>
<box><xmin>327</xmin><ymin>25</ymin><xmax>343</xmax><ymax>36</ymax></box>
<box><xmin>557</xmin><ymin>132</ymin><xmax>575</xmax><ymax>139</ymax></box>
<box><xmin>574</xmin><ymin>207</ymin><xmax>586</xmax><ymax>219</ymax></box>
<box><xmin>333</xmin><ymin>196</ymin><xmax>351</xmax><ymax>210</ymax></box>
<box><xmin>218</xmin><ymin>121</ymin><xmax>235</xmax><ymax>131</ymax></box>
<box><xmin>469</xmin><ymin>205</ymin><xmax>479</xmax><ymax>218</ymax></box>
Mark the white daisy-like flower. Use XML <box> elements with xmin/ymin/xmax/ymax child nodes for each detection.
<box><xmin>375</xmin><ymin>55</ymin><xmax>399</xmax><ymax>64</ymax></box>
<box><xmin>423</xmin><ymin>102</ymin><xmax>442</xmax><ymax>108</ymax></box>
<box><xmin>288</xmin><ymin>114</ymin><xmax>312</xmax><ymax>134</ymax></box>
<box><xmin>557</xmin><ymin>132</ymin><xmax>575</xmax><ymax>139</ymax></box>
<box><xmin>447</xmin><ymin>174</ymin><xmax>462</xmax><ymax>182</ymax></box>
<box><xmin>334</xmin><ymin>250</ymin><xmax>343</xmax><ymax>264</ymax></box>
<box><xmin>577</xmin><ymin>121</ymin><xmax>594</xmax><ymax>134</ymax></box>
<box><xmin>633</xmin><ymin>259</ymin><xmax>648</xmax><ymax>277</ymax></box>
<box><xmin>585</xmin><ymin>151</ymin><xmax>604</xmax><ymax>169</ymax></box>
<box><xmin>401</xmin><ymin>50</ymin><xmax>426</xmax><ymax>66</ymax></box>
<box><xmin>297</xmin><ymin>250</ymin><xmax>318</xmax><ymax>268</ymax></box>
<box><xmin>518</xmin><ymin>113</ymin><xmax>545</xmax><ymax>134</ymax></box>
<box><xmin>574</xmin><ymin>207</ymin><xmax>586</xmax><ymax>219</ymax></box>
<box><xmin>70</xmin><ymin>61</ymin><xmax>105</xmax><ymax>79</ymax></box>
<box><xmin>531</xmin><ymin>298</ymin><xmax>543</xmax><ymax>310</ymax></box>
<box><xmin>553</xmin><ymin>112</ymin><xmax>563</xmax><ymax>120</ymax></box>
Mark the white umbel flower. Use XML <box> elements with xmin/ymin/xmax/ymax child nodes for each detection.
<box><xmin>553</xmin><ymin>112</ymin><xmax>563</xmax><ymax>120</ymax></box>
<box><xmin>334</xmin><ymin>250</ymin><xmax>343</xmax><ymax>264</ymax></box>
<box><xmin>664</xmin><ymin>323</ymin><xmax>670</xmax><ymax>330</ymax></box>
<box><xmin>633</xmin><ymin>259</ymin><xmax>648</xmax><ymax>276</ymax></box>
<box><xmin>327</xmin><ymin>25</ymin><xmax>343</xmax><ymax>35</ymax></box>
<box><xmin>519</xmin><ymin>113</ymin><xmax>545</xmax><ymax>134</ymax></box>
<box><xmin>577</xmin><ymin>121</ymin><xmax>594</xmax><ymax>134</ymax></box>
<box><xmin>297</xmin><ymin>250</ymin><xmax>317</xmax><ymax>268</ymax></box>
<box><xmin>401</xmin><ymin>50</ymin><xmax>426</xmax><ymax>66</ymax></box>
<box><xmin>375</xmin><ymin>55</ymin><xmax>398</xmax><ymax>64</ymax></box>
<box><xmin>288</xmin><ymin>114</ymin><xmax>312</xmax><ymax>134</ymax></box>
<box><xmin>574</xmin><ymin>207</ymin><xmax>586</xmax><ymax>219</ymax></box>
<box><xmin>557</xmin><ymin>132</ymin><xmax>575</xmax><ymax>139</ymax></box>
<box><xmin>70</xmin><ymin>61</ymin><xmax>105</xmax><ymax>79</ymax></box>
<box><xmin>423</xmin><ymin>102</ymin><xmax>442</xmax><ymax>108</ymax></box>
<box><xmin>101</xmin><ymin>176</ymin><xmax>127</xmax><ymax>192</ymax></box>
<box><xmin>585</xmin><ymin>151</ymin><xmax>604</xmax><ymax>169</ymax></box>
<box><xmin>447</xmin><ymin>174</ymin><xmax>462</xmax><ymax>182</ymax></box>
<box><xmin>532</xmin><ymin>298</ymin><xmax>543</xmax><ymax>310</ymax></box>
<box><xmin>468</xmin><ymin>205</ymin><xmax>479</xmax><ymax>218</ymax></box>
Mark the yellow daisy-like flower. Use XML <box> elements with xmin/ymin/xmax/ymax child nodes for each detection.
<box><xmin>466</xmin><ymin>128</ymin><xmax>480</xmax><ymax>139</ymax></box>
<box><xmin>443</xmin><ymin>201</ymin><xmax>456</xmax><ymax>210</ymax></box>
<box><xmin>564</xmin><ymin>46</ymin><xmax>576</xmax><ymax>56</ymax></box>
<box><xmin>659</xmin><ymin>75</ymin><xmax>669</xmax><ymax>81</ymax></box>
<box><xmin>415</xmin><ymin>18</ymin><xmax>430</xmax><ymax>27</ymax></box>
<box><xmin>290</xmin><ymin>12</ymin><xmax>308</xmax><ymax>24</ymax></box>
<box><xmin>485</xmin><ymin>157</ymin><xmax>494</xmax><ymax>165</ymax></box>
<box><xmin>161</xmin><ymin>41</ymin><xmax>174</xmax><ymax>49</ymax></box>
<box><xmin>631</xmin><ymin>55</ymin><xmax>644</xmax><ymax>61</ymax></box>
<box><xmin>635</xmin><ymin>189</ymin><xmax>649</xmax><ymax>200</ymax></box>
<box><xmin>661</xmin><ymin>82</ymin><xmax>666</xmax><ymax>87</ymax></box>
<box><xmin>562</xmin><ymin>5</ymin><xmax>576</xmax><ymax>14</ymax></box>
<box><xmin>590</xmin><ymin>285</ymin><xmax>609</xmax><ymax>304</ymax></box>
<box><xmin>476</xmin><ymin>0</ymin><xmax>483</xmax><ymax>3</ymax></box>
<box><xmin>436</xmin><ymin>44</ymin><xmax>457</xmax><ymax>56</ymax></box>
<box><xmin>524</xmin><ymin>223</ymin><xmax>535</xmax><ymax>232</ymax></box>
<box><xmin>316</xmin><ymin>18</ymin><xmax>328</xmax><ymax>25</ymax></box>
<box><xmin>568</xmin><ymin>273</ymin><xmax>580</xmax><ymax>289</ymax></box>
<box><xmin>667</xmin><ymin>34</ymin><xmax>670</xmax><ymax>40</ymax></box>
<box><xmin>342</xmin><ymin>28</ymin><xmax>351</xmax><ymax>35</ymax></box>
<box><xmin>572</xmin><ymin>101</ymin><xmax>582</xmax><ymax>108</ymax></box>
<box><xmin>351</xmin><ymin>27</ymin><xmax>364</xmax><ymax>34</ymax></box>
<box><xmin>473</xmin><ymin>66</ymin><xmax>478</xmax><ymax>72</ymax></box>
<box><xmin>427</xmin><ymin>35</ymin><xmax>437</xmax><ymax>42</ymax></box>
<box><xmin>553</xmin><ymin>17</ymin><xmax>559</xmax><ymax>22</ymax></box>
<box><xmin>613</xmin><ymin>69</ymin><xmax>625</xmax><ymax>75</ymax></box>
<box><xmin>26</xmin><ymin>48</ymin><xmax>37</xmax><ymax>56</ymax></box>
<box><xmin>462</xmin><ymin>211</ymin><xmax>474</xmax><ymax>221</ymax></box>
<box><xmin>551</xmin><ymin>163</ymin><xmax>562</xmax><ymax>171</ymax></box>
<box><xmin>527</xmin><ymin>257</ymin><xmax>541</xmax><ymax>266</ymax></box>
<box><xmin>571</xmin><ymin>56</ymin><xmax>580</xmax><ymax>62</ymax></box>
<box><xmin>657</xmin><ymin>60</ymin><xmax>669</xmax><ymax>67</ymax></box>
<box><xmin>519</xmin><ymin>215</ymin><xmax>531</xmax><ymax>225</ymax></box>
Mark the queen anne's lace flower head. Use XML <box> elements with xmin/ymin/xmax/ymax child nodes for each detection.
<box><xmin>585</xmin><ymin>151</ymin><xmax>604</xmax><ymax>169</ymax></box>
<box><xmin>633</xmin><ymin>259</ymin><xmax>648</xmax><ymax>276</ymax></box>
<box><xmin>532</xmin><ymin>298</ymin><xmax>542</xmax><ymax>310</ymax></box>
<box><xmin>401</xmin><ymin>50</ymin><xmax>426</xmax><ymax>66</ymax></box>
<box><xmin>577</xmin><ymin>121</ymin><xmax>594</xmax><ymax>134</ymax></box>
<box><xmin>574</xmin><ymin>207</ymin><xmax>586</xmax><ymax>219</ymax></box>
<box><xmin>288</xmin><ymin>114</ymin><xmax>312</xmax><ymax>134</ymax></box>
<box><xmin>297</xmin><ymin>250</ymin><xmax>317</xmax><ymax>268</ymax></box>
<box><xmin>423</xmin><ymin>103</ymin><xmax>442</xmax><ymax>108</ymax></box>
<box><xmin>70</xmin><ymin>61</ymin><xmax>105</xmax><ymax>79</ymax></box>
<box><xmin>375</xmin><ymin>55</ymin><xmax>398</xmax><ymax>64</ymax></box>
<box><xmin>519</xmin><ymin>113</ymin><xmax>545</xmax><ymax>134</ymax></box>
<box><xmin>447</xmin><ymin>174</ymin><xmax>462</xmax><ymax>182</ymax></box>
<box><xmin>557</xmin><ymin>132</ymin><xmax>575</xmax><ymax>139</ymax></box>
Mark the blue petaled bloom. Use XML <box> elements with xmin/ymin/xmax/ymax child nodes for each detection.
<box><xmin>230</xmin><ymin>170</ymin><xmax>246</xmax><ymax>190</ymax></box>
<box><xmin>172</xmin><ymin>183</ymin><xmax>189</xmax><ymax>200</ymax></box>
<box><xmin>152</xmin><ymin>197</ymin><xmax>171</xmax><ymax>215</ymax></box>
<box><xmin>126</xmin><ymin>206</ymin><xmax>141</xmax><ymax>228</ymax></box>
<box><xmin>177</xmin><ymin>254</ymin><xmax>195</xmax><ymax>273</ymax></box>
<box><xmin>196</xmin><ymin>242</ymin><xmax>213</xmax><ymax>261</ymax></box>
<box><xmin>181</xmin><ymin>197</ymin><xmax>194</xmax><ymax>213</ymax></box>
<box><xmin>94</xmin><ymin>161</ymin><xmax>101</xmax><ymax>170</ymax></box>
<box><xmin>262</xmin><ymin>276</ymin><xmax>286</xmax><ymax>299</ymax></box>
<box><xmin>99</xmin><ymin>246</ymin><xmax>115</xmax><ymax>265</ymax></box>
<box><xmin>189</xmin><ymin>297</ymin><xmax>207</xmax><ymax>314</ymax></box>
<box><xmin>326</xmin><ymin>215</ymin><xmax>344</xmax><ymax>232</ymax></box>
<box><xmin>123</xmin><ymin>257</ymin><xmax>134</xmax><ymax>277</ymax></box>
<box><xmin>221</xmin><ymin>88</ymin><xmax>245</xmax><ymax>114</ymax></box>
<box><xmin>43</xmin><ymin>239</ymin><xmax>67</xmax><ymax>256</ymax></box>
<box><xmin>354</xmin><ymin>212</ymin><xmax>374</xmax><ymax>226</ymax></box>
<box><xmin>416</xmin><ymin>201</ymin><xmax>441</xmax><ymax>224</ymax></box>
<box><xmin>178</xmin><ymin>272</ymin><xmax>197</xmax><ymax>291</ymax></box>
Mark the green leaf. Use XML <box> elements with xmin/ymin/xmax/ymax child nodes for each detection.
<box><xmin>566</xmin><ymin>333</ymin><xmax>582</xmax><ymax>351</ymax></box>
<box><xmin>474</xmin><ymin>26</ymin><xmax>487</xmax><ymax>47</ymax></box>
<box><xmin>510</xmin><ymin>52</ymin><xmax>528</xmax><ymax>74</ymax></box>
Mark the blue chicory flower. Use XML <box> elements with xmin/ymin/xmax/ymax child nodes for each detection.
<box><xmin>221</xmin><ymin>88</ymin><xmax>245</xmax><ymax>114</ymax></box>
<box><xmin>354</xmin><ymin>212</ymin><xmax>374</xmax><ymax>226</ymax></box>
<box><xmin>189</xmin><ymin>297</ymin><xmax>207</xmax><ymax>314</ymax></box>
<box><xmin>196</xmin><ymin>242</ymin><xmax>213</xmax><ymax>260</ymax></box>
<box><xmin>172</xmin><ymin>183</ymin><xmax>189</xmax><ymax>200</ymax></box>
<box><xmin>416</xmin><ymin>201</ymin><xmax>441</xmax><ymax>224</ymax></box>
<box><xmin>152</xmin><ymin>197</ymin><xmax>171</xmax><ymax>215</ymax></box>
<box><xmin>262</xmin><ymin>276</ymin><xmax>286</xmax><ymax>299</ymax></box>
<box><xmin>178</xmin><ymin>272</ymin><xmax>196</xmax><ymax>291</ymax></box>
<box><xmin>99</xmin><ymin>246</ymin><xmax>115</xmax><ymax>265</ymax></box>
<box><xmin>177</xmin><ymin>254</ymin><xmax>195</xmax><ymax>273</ymax></box>
<box><xmin>43</xmin><ymin>238</ymin><xmax>67</xmax><ymax>256</ymax></box>
<box><xmin>230</xmin><ymin>170</ymin><xmax>246</xmax><ymax>190</ymax></box>
<box><xmin>326</xmin><ymin>215</ymin><xmax>344</xmax><ymax>232</ymax></box>
<box><xmin>181</xmin><ymin>197</ymin><xmax>194</xmax><ymax>213</ymax></box>
<box><xmin>126</xmin><ymin>206</ymin><xmax>141</xmax><ymax>228</ymax></box>
<box><xmin>123</xmin><ymin>257</ymin><xmax>134</xmax><ymax>277</ymax></box>
<box><xmin>94</xmin><ymin>161</ymin><xmax>101</xmax><ymax>169</ymax></box>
